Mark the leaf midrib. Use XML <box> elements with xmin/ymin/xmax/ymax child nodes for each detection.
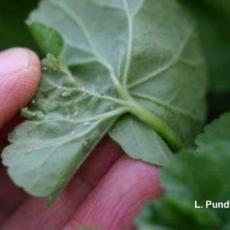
<box><xmin>121</xmin><ymin>0</ymin><xmax>133</xmax><ymax>90</ymax></box>
<box><xmin>47</xmin><ymin>0</ymin><xmax>123</xmax><ymax>94</ymax></box>
<box><xmin>44</xmin><ymin>0</ymin><xmax>185</xmax><ymax>150</ymax></box>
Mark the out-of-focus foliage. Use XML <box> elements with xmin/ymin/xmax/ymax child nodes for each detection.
<box><xmin>193</xmin><ymin>0</ymin><xmax>230</xmax><ymax>22</ymax></box>
<box><xmin>136</xmin><ymin>113</ymin><xmax>230</xmax><ymax>230</ymax></box>
<box><xmin>0</xmin><ymin>0</ymin><xmax>39</xmax><ymax>51</ymax></box>
<box><xmin>179</xmin><ymin>0</ymin><xmax>230</xmax><ymax>121</ymax></box>
<box><xmin>181</xmin><ymin>0</ymin><xmax>230</xmax><ymax>94</ymax></box>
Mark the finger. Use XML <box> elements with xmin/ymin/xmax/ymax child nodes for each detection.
<box><xmin>1</xmin><ymin>138</ymin><xmax>123</xmax><ymax>230</ymax></box>
<box><xmin>0</xmin><ymin>48</ymin><xmax>40</xmax><ymax>128</ymax></box>
<box><xmin>0</xmin><ymin>48</ymin><xmax>40</xmax><ymax>223</ymax></box>
<box><xmin>0</xmin><ymin>115</ymin><xmax>27</xmax><ymax>225</ymax></box>
<box><xmin>0</xmin><ymin>165</ymin><xmax>28</xmax><ymax>225</ymax></box>
<box><xmin>64</xmin><ymin>156</ymin><xmax>162</xmax><ymax>230</ymax></box>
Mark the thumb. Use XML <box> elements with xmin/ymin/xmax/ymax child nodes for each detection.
<box><xmin>0</xmin><ymin>48</ymin><xmax>40</xmax><ymax>128</ymax></box>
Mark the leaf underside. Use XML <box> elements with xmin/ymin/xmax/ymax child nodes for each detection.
<box><xmin>2</xmin><ymin>0</ymin><xmax>207</xmax><ymax>199</ymax></box>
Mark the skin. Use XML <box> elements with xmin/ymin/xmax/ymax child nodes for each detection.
<box><xmin>0</xmin><ymin>48</ymin><xmax>162</xmax><ymax>230</ymax></box>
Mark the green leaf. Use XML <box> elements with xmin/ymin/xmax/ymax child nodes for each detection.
<box><xmin>161</xmin><ymin>145</ymin><xmax>230</xmax><ymax>208</ymax></box>
<box><xmin>181</xmin><ymin>0</ymin><xmax>230</xmax><ymax>93</ymax></box>
<box><xmin>3</xmin><ymin>67</ymin><xmax>123</xmax><ymax>198</ymax></box>
<box><xmin>136</xmin><ymin>113</ymin><xmax>230</xmax><ymax>230</ymax></box>
<box><xmin>194</xmin><ymin>0</ymin><xmax>230</xmax><ymax>22</ymax></box>
<box><xmin>29</xmin><ymin>22</ymin><xmax>64</xmax><ymax>58</ymax></box>
<box><xmin>136</xmin><ymin>197</ymin><xmax>220</xmax><ymax>230</ymax></box>
<box><xmin>2</xmin><ymin>0</ymin><xmax>207</xmax><ymax>199</ymax></box>
<box><xmin>137</xmin><ymin>143</ymin><xmax>230</xmax><ymax>230</ymax></box>
<box><xmin>198</xmin><ymin>12</ymin><xmax>230</xmax><ymax>94</ymax></box>
<box><xmin>110</xmin><ymin>115</ymin><xmax>172</xmax><ymax>165</ymax></box>
<box><xmin>196</xmin><ymin>112</ymin><xmax>230</xmax><ymax>149</ymax></box>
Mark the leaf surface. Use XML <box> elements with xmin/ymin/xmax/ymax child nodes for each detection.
<box><xmin>2</xmin><ymin>0</ymin><xmax>207</xmax><ymax>199</ymax></box>
<box><xmin>110</xmin><ymin>115</ymin><xmax>172</xmax><ymax>165</ymax></box>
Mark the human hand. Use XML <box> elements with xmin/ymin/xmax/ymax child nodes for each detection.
<box><xmin>0</xmin><ymin>48</ymin><xmax>162</xmax><ymax>230</ymax></box>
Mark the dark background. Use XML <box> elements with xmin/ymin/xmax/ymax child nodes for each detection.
<box><xmin>0</xmin><ymin>0</ymin><xmax>39</xmax><ymax>51</ymax></box>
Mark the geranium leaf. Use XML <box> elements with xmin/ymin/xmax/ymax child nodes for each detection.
<box><xmin>2</xmin><ymin>0</ymin><xmax>207</xmax><ymax>199</ymax></box>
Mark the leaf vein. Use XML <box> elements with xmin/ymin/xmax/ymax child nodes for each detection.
<box><xmin>131</xmin><ymin>92</ymin><xmax>202</xmax><ymax>123</ymax></box>
<box><xmin>128</xmin><ymin>26</ymin><xmax>195</xmax><ymax>89</ymax></box>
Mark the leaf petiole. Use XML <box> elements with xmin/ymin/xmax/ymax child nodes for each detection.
<box><xmin>126</xmin><ymin>98</ymin><xmax>185</xmax><ymax>151</ymax></box>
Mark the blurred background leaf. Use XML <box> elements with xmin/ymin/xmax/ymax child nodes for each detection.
<box><xmin>180</xmin><ymin>0</ymin><xmax>230</xmax><ymax>120</ymax></box>
<box><xmin>193</xmin><ymin>0</ymin><xmax>230</xmax><ymax>22</ymax></box>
